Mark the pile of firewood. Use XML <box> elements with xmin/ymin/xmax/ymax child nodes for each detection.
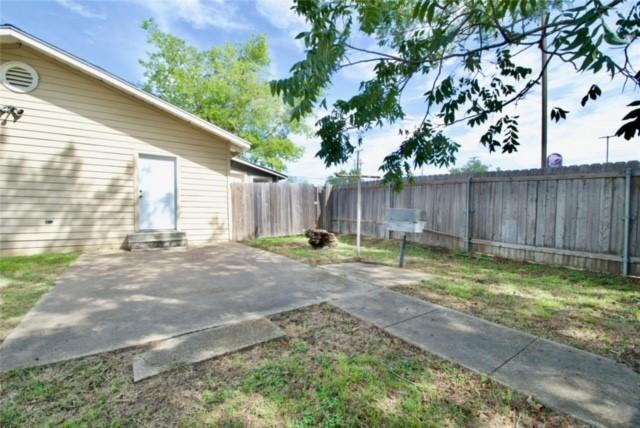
<box><xmin>305</xmin><ymin>229</ymin><xmax>338</xmax><ymax>249</ymax></box>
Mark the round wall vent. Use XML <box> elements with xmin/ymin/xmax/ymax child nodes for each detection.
<box><xmin>1</xmin><ymin>61</ymin><xmax>39</xmax><ymax>93</ymax></box>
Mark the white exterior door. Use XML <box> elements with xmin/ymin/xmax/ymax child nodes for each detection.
<box><xmin>138</xmin><ymin>154</ymin><xmax>177</xmax><ymax>230</ymax></box>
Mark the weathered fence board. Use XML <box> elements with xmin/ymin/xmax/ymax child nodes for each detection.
<box><xmin>230</xmin><ymin>183</ymin><xmax>319</xmax><ymax>241</ymax></box>
<box><xmin>326</xmin><ymin>162</ymin><xmax>639</xmax><ymax>276</ymax></box>
<box><xmin>230</xmin><ymin>163</ymin><xmax>638</xmax><ymax>276</ymax></box>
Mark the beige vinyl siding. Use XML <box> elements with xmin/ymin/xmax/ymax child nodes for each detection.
<box><xmin>0</xmin><ymin>46</ymin><xmax>232</xmax><ymax>256</ymax></box>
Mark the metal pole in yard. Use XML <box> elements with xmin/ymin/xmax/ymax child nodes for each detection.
<box><xmin>336</xmin><ymin>156</ymin><xmax>378</xmax><ymax>259</ymax></box>
<box><xmin>356</xmin><ymin>150</ymin><xmax>362</xmax><ymax>257</ymax></box>
<box><xmin>622</xmin><ymin>168</ymin><xmax>632</xmax><ymax>276</ymax></box>
<box><xmin>399</xmin><ymin>233</ymin><xmax>407</xmax><ymax>268</ymax></box>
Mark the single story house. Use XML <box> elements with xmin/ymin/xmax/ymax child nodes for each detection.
<box><xmin>0</xmin><ymin>24</ymin><xmax>255</xmax><ymax>256</ymax></box>
<box><xmin>230</xmin><ymin>157</ymin><xmax>287</xmax><ymax>183</ymax></box>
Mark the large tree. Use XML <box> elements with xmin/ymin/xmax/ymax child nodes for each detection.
<box><xmin>272</xmin><ymin>0</ymin><xmax>639</xmax><ymax>188</ymax></box>
<box><xmin>140</xmin><ymin>19</ymin><xmax>305</xmax><ymax>171</ymax></box>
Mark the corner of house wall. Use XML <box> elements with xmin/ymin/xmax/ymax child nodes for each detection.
<box><xmin>226</xmin><ymin>143</ymin><xmax>233</xmax><ymax>241</ymax></box>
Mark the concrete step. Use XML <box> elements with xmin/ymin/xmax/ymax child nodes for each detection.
<box><xmin>132</xmin><ymin>318</ymin><xmax>285</xmax><ymax>381</ymax></box>
<box><xmin>126</xmin><ymin>231</ymin><xmax>187</xmax><ymax>251</ymax></box>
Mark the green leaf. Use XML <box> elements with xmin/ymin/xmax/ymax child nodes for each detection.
<box><xmin>427</xmin><ymin>2</ymin><xmax>437</xmax><ymax>22</ymax></box>
<box><xmin>622</xmin><ymin>108</ymin><xmax>640</xmax><ymax>121</ymax></box>
<box><xmin>270</xmin><ymin>0</ymin><xmax>637</xmax><ymax>188</ymax></box>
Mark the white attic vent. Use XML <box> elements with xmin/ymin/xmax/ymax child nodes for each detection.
<box><xmin>1</xmin><ymin>61</ymin><xmax>39</xmax><ymax>93</ymax></box>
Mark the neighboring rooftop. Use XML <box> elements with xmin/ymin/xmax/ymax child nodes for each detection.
<box><xmin>231</xmin><ymin>157</ymin><xmax>288</xmax><ymax>181</ymax></box>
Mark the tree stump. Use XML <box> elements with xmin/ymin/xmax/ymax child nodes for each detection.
<box><xmin>305</xmin><ymin>229</ymin><xmax>338</xmax><ymax>249</ymax></box>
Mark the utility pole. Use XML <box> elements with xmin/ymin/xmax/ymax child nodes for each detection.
<box><xmin>336</xmin><ymin>151</ymin><xmax>379</xmax><ymax>259</ymax></box>
<box><xmin>599</xmin><ymin>135</ymin><xmax>614</xmax><ymax>163</ymax></box>
<box><xmin>540</xmin><ymin>8</ymin><xmax>549</xmax><ymax>169</ymax></box>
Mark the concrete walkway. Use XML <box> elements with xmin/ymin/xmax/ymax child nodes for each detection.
<box><xmin>1</xmin><ymin>244</ymin><xmax>637</xmax><ymax>427</ymax></box>
<box><xmin>331</xmin><ymin>287</ymin><xmax>640</xmax><ymax>428</ymax></box>
<box><xmin>321</xmin><ymin>262</ymin><xmax>433</xmax><ymax>287</ymax></box>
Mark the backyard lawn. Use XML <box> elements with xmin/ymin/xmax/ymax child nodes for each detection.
<box><xmin>0</xmin><ymin>303</ymin><xmax>581</xmax><ymax>427</ymax></box>
<box><xmin>0</xmin><ymin>252</ymin><xmax>79</xmax><ymax>343</ymax></box>
<box><xmin>0</xmin><ymin>250</ymin><xmax>583</xmax><ymax>427</ymax></box>
<box><xmin>248</xmin><ymin>235</ymin><xmax>640</xmax><ymax>372</ymax></box>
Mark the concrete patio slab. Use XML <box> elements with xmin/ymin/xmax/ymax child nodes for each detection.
<box><xmin>0</xmin><ymin>243</ymin><xmax>375</xmax><ymax>372</ymax></box>
<box><xmin>321</xmin><ymin>262</ymin><xmax>432</xmax><ymax>288</ymax></box>
<box><xmin>3</xmin><ymin>243</ymin><xmax>638</xmax><ymax>427</ymax></box>
<box><xmin>494</xmin><ymin>338</ymin><xmax>640</xmax><ymax>428</ymax></box>
<box><xmin>132</xmin><ymin>318</ymin><xmax>285</xmax><ymax>382</ymax></box>
<box><xmin>330</xmin><ymin>287</ymin><xmax>440</xmax><ymax>328</ymax></box>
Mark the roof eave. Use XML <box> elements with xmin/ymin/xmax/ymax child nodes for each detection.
<box><xmin>231</xmin><ymin>158</ymin><xmax>288</xmax><ymax>179</ymax></box>
<box><xmin>0</xmin><ymin>26</ymin><xmax>251</xmax><ymax>152</ymax></box>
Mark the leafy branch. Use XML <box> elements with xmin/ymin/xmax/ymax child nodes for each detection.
<box><xmin>272</xmin><ymin>0</ymin><xmax>640</xmax><ymax>188</ymax></box>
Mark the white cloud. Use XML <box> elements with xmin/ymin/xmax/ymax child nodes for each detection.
<box><xmin>255</xmin><ymin>0</ymin><xmax>305</xmax><ymax>30</ymax></box>
<box><xmin>135</xmin><ymin>0</ymin><xmax>250</xmax><ymax>31</ymax></box>
<box><xmin>254</xmin><ymin>0</ymin><xmax>307</xmax><ymax>53</ymax></box>
<box><xmin>339</xmin><ymin>59</ymin><xmax>377</xmax><ymax>82</ymax></box>
<box><xmin>55</xmin><ymin>0</ymin><xmax>106</xmax><ymax>19</ymax></box>
<box><xmin>286</xmin><ymin>134</ymin><xmax>336</xmax><ymax>183</ymax></box>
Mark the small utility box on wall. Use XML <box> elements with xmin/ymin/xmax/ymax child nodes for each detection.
<box><xmin>385</xmin><ymin>208</ymin><xmax>426</xmax><ymax>267</ymax></box>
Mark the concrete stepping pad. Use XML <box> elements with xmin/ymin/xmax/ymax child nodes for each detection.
<box><xmin>132</xmin><ymin>318</ymin><xmax>285</xmax><ymax>382</ymax></box>
<box><xmin>321</xmin><ymin>262</ymin><xmax>432</xmax><ymax>288</ymax></box>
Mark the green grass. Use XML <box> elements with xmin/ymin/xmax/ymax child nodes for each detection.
<box><xmin>211</xmin><ymin>353</ymin><xmax>467</xmax><ymax>427</ymax></box>
<box><xmin>0</xmin><ymin>253</ymin><xmax>580</xmax><ymax>426</ymax></box>
<box><xmin>0</xmin><ymin>305</ymin><xmax>581</xmax><ymax>427</ymax></box>
<box><xmin>0</xmin><ymin>252</ymin><xmax>79</xmax><ymax>342</ymax></box>
<box><xmin>248</xmin><ymin>235</ymin><xmax>640</xmax><ymax>371</ymax></box>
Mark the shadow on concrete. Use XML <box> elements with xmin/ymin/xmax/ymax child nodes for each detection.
<box><xmin>0</xmin><ymin>243</ymin><xmax>375</xmax><ymax>372</ymax></box>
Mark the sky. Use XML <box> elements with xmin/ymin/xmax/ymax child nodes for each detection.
<box><xmin>1</xmin><ymin>0</ymin><xmax>638</xmax><ymax>183</ymax></box>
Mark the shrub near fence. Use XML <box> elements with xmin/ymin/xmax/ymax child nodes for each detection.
<box><xmin>327</xmin><ymin>162</ymin><xmax>640</xmax><ymax>276</ymax></box>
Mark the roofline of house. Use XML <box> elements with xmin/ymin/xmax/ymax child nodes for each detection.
<box><xmin>0</xmin><ymin>24</ymin><xmax>251</xmax><ymax>152</ymax></box>
<box><xmin>231</xmin><ymin>157</ymin><xmax>288</xmax><ymax>180</ymax></box>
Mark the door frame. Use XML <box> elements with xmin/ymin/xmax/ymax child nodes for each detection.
<box><xmin>135</xmin><ymin>153</ymin><xmax>179</xmax><ymax>232</ymax></box>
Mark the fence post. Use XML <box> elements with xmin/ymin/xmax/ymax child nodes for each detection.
<box><xmin>314</xmin><ymin>185</ymin><xmax>320</xmax><ymax>228</ymax></box>
<box><xmin>464</xmin><ymin>176</ymin><xmax>473</xmax><ymax>252</ymax></box>
<box><xmin>321</xmin><ymin>184</ymin><xmax>332</xmax><ymax>230</ymax></box>
<box><xmin>622</xmin><ymin>168</ymin><xmax>632</xmax><ymax>276</ymax></box>
<box><xmin>387</xmin><ymin>183</ymin><xmax>393</xmax><ymax>239</ymax></box>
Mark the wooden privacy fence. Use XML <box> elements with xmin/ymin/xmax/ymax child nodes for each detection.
<box><xmin>230</xmin><ymin>183</ymin><xmax>323</xmax><ymax>241</ymax></box>
<box><xmin>327</xmin><ymin>162</ymin><xmax>640</xmax><ymax>276</ymax></box>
